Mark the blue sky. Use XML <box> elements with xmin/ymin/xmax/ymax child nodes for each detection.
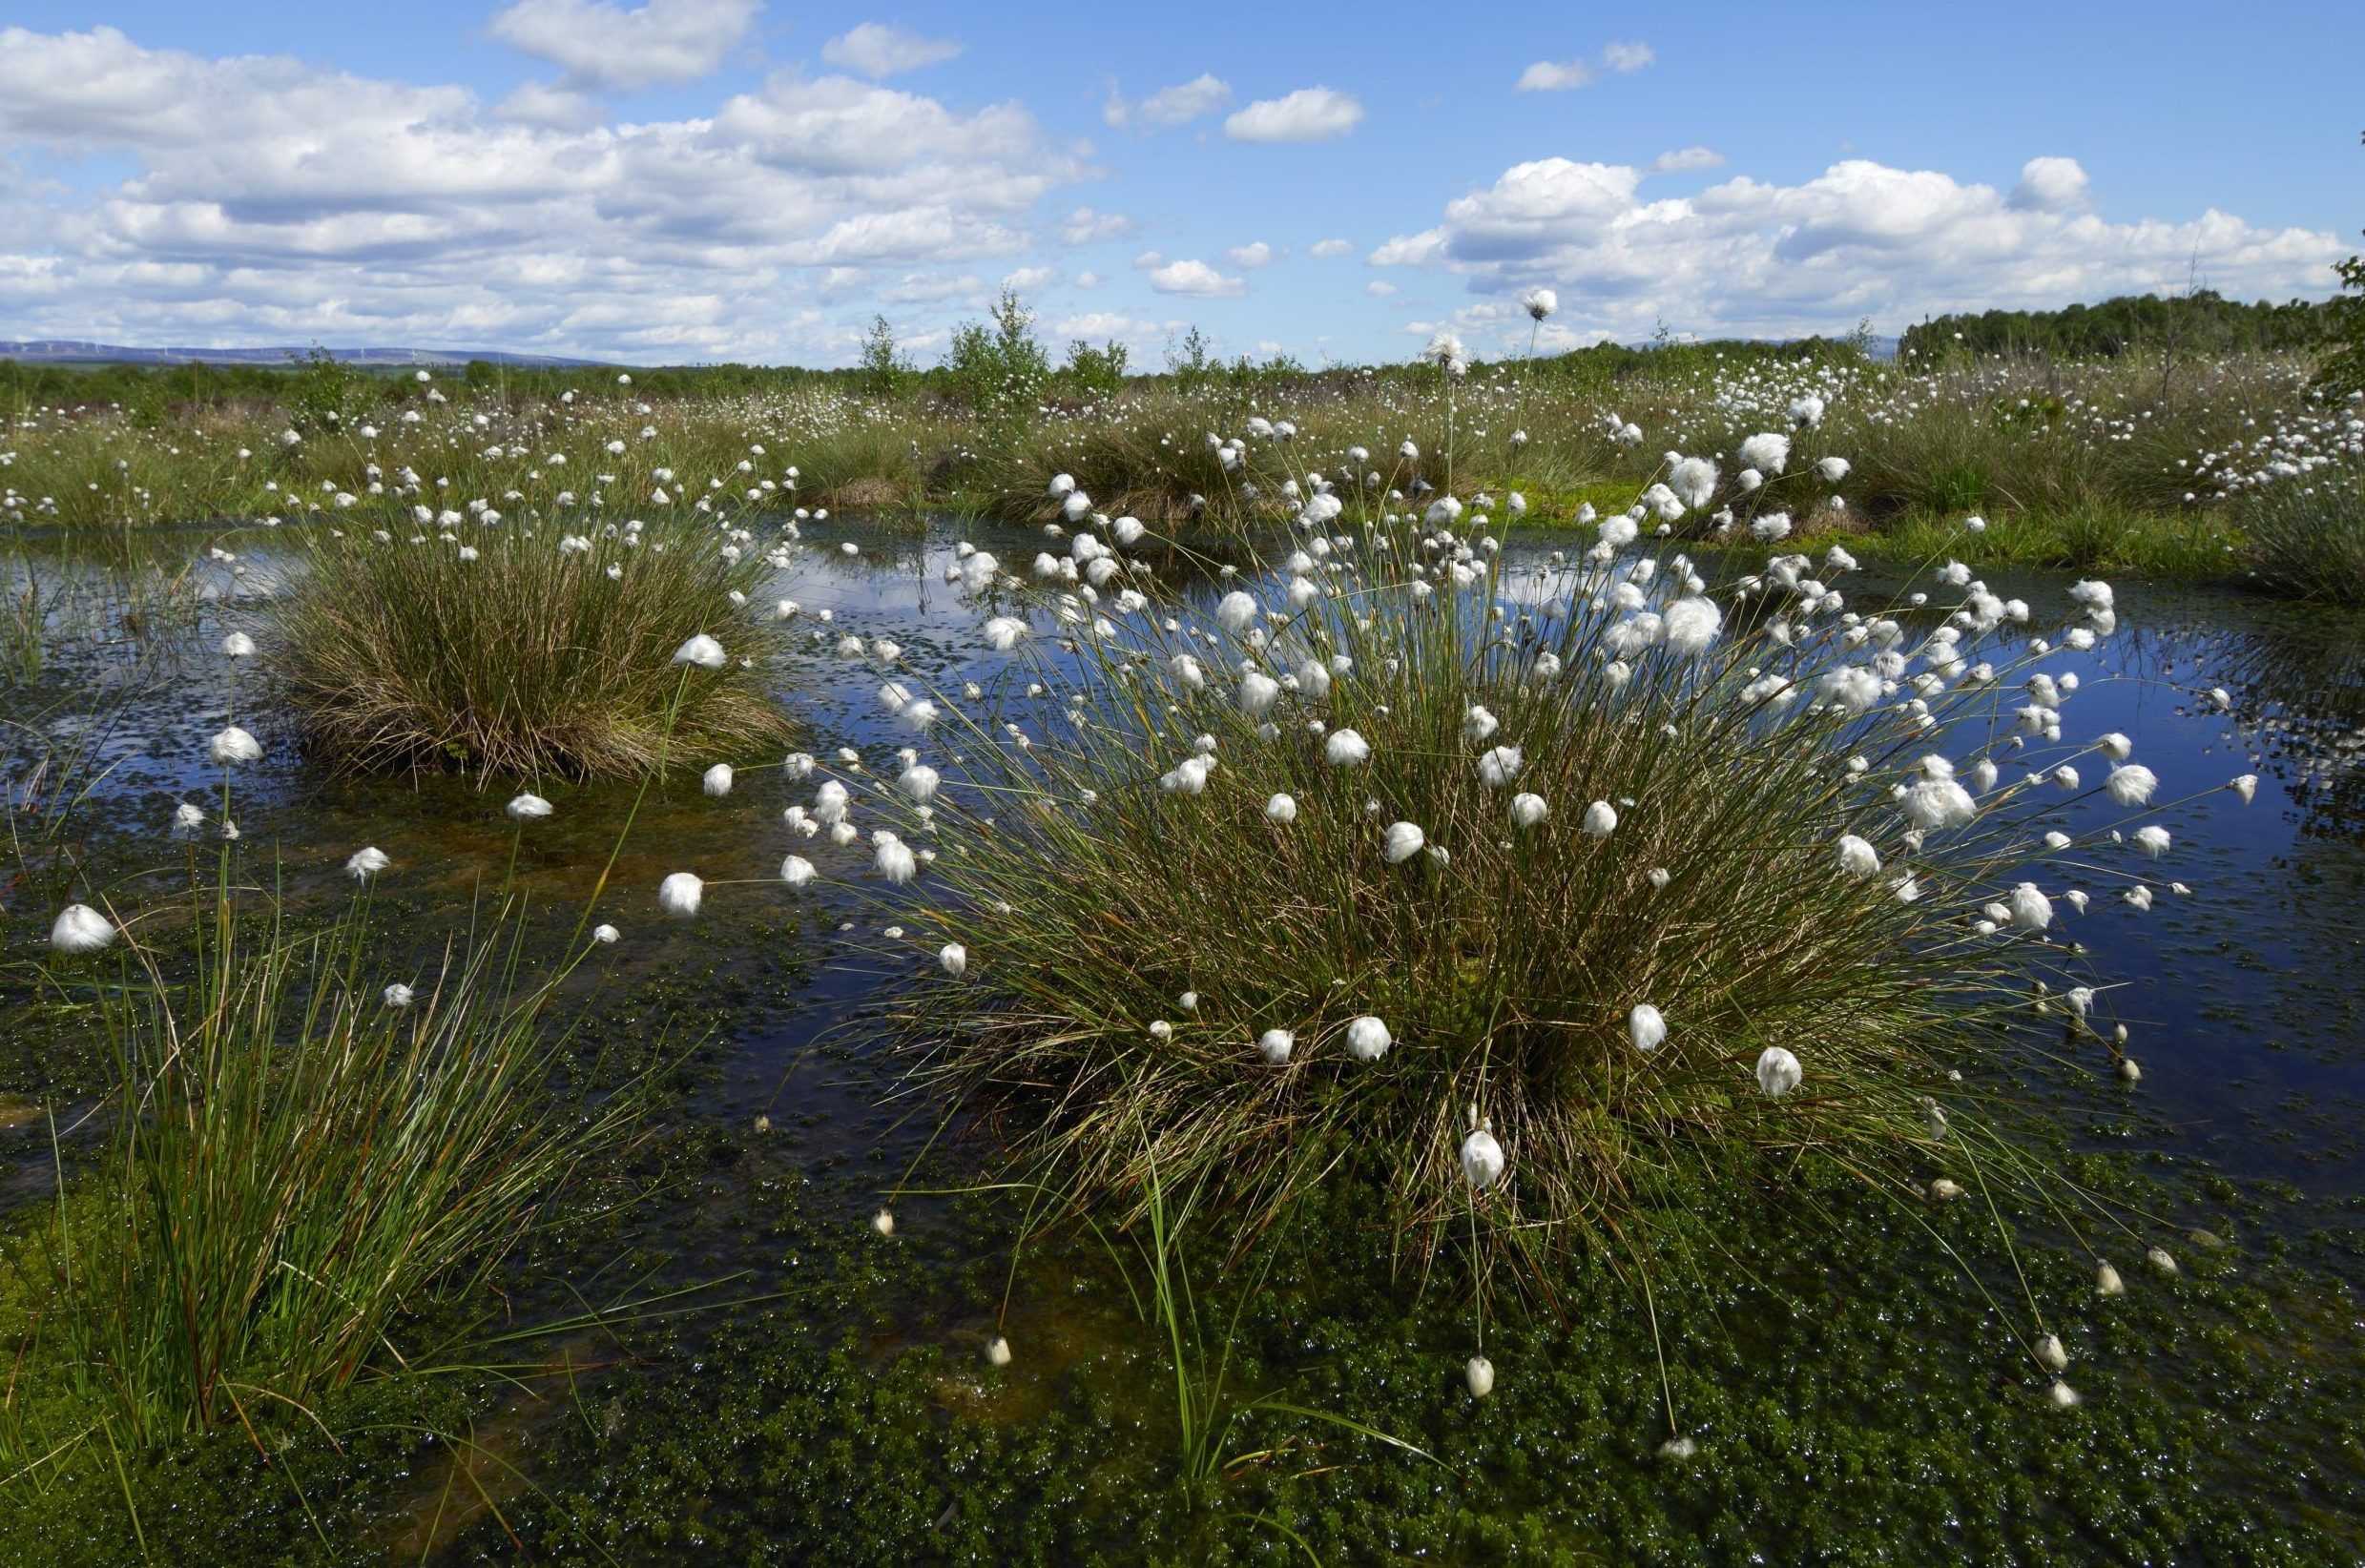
<box><xmin>0</xmin><ymin>0</ymin><xmax>2356</xmax><ymax>364</ymax></box>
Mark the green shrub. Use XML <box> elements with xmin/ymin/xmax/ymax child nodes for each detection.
<box><xmin>2318</xmin><ymin>241</ymin><xmax>2365</xmax><ymax>400</ymax></box>
<box><xmin>946</xmin><ymin>289</ymin><xmax>1050</xmax><ymax>429</ymax></box>
<box><xmin>1060</xmin><ymin>338</ymin><xmax>1130</xmax><ymax>402</ymax></box>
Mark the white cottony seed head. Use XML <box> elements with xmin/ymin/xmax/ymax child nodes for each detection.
<box><xmin>50</xmin><ymin>903</ymin><xmax>116</xmax><ymax>954</ymax></box>
<box><xmin>1460</xmin><ymin>1125</ymin><xmax>1506</xmax><ymax>1189</ymax></box>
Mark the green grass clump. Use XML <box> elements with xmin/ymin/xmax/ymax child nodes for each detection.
<box><xmin>2242</xmin><ymin>457</ymin><xmax>2365</xmax><ymax>602</ymax></box>
<box><xmin>1794</xmin><ymin>500</ymin><xmax>2241</xmax><ymax>577</ymax></box>
<box><xmin>272</xmin><ymin>518</ymin><xmax>792</xmax><ymax>777</ymax></box>
<box><xmin>8</xmin><ymin>889</ymin><xmax>636</xmax><ymax>1453</ymax></box>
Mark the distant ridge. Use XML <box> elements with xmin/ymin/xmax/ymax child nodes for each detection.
<box><xmin>0</xmin><ymin>340</ymin><xmax>612</xmax><ymax>368</ymax></box>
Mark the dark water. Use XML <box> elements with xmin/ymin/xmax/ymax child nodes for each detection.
<box><xmin>5</xmin><ymin>516</ymin><xmax>2365</xmax><ymax>1554</ymax></box>
<box><xmin>9</xmin><ymin>518</ymin><xmax>2365</xmax><ymax>1199</ymax></box>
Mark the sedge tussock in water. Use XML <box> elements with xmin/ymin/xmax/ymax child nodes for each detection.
<box><xmin>272</xmin><ymin>517</ymin><xmax>792</xmax><ymax>777</ymax></box>
<box><xmin>2242</xmin><ymin>454</ymin><xmax>2365</xmax><ymax>602</ymax></box>
<box><xmin>857</xmin><ymin>476</ymin><xmax>2227</xmax><ymax>1325</ymax></box>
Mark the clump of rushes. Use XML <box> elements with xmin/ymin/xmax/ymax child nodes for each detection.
<box><xmin>2242</xmin><ymin>454</ymin><xmax>2365</xmax><ymax>603</ymax></box>
<box><xmin>36</xmin><ymin>889</ymin><xmax>638</xmax><ymax>1447</ymax></box>
<box><xmin>856</xmin><ymin>471</ymin><xmax>2234</xmax><ymax>1342</ymax></box>
<box><xmin>273</xmin><ymin>515</ymin><xmax>791</xmax><ymax>776</ymax></box>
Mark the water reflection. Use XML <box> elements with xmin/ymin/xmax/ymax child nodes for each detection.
<box><xmin>7</xmin><ymin>518</ymin><xmax>2365</xmax><ymax>1209</ymax></box>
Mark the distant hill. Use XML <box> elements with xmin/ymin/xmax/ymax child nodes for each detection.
<box><xmin>0</xmin><ymin>340</ymin><xmax>611</xmax><ymax>368</ymax></box>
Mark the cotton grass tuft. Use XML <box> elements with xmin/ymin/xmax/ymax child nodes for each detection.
<box><xmin>274</xmin><ymin>518</ymin><xmax>790</xmax><ymax>777</ymax></box>
<box><xmin>885</xmin><ymin>498</ymin><xmax>2209</xmax><ymax>1312</ymax></box>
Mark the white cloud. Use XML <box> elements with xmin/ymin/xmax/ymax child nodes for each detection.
<box><xmin>1309</xmin><ymin>237</ymin><xmax>1354</xmax><ymax>258</ymax></box>
<box><xmin>1107</xmin><ymin>72</ymin><xmax>1232</xmax><ymax>131</ymax></box>
<box><xmin>488</xmin><ymin>0</ymin><xmax>757</xmax><ymax>93</ymax></box>
<box><xmin>876</xmin><ymin>271</ymin><xmax>983</xmax><ymax>303</ymax></box>
<box><xmin>1147</xmin><ymin>258</ymin><xmax>1247</xmax><ymax>297</ymax></box>
<box><xmin>1073</xmin><ymin>269</ymin><xmax>1102</xmax><ymax>288</ymax></box>
<box><xmin>1368</xmin><ymin>153</ymin><xmax>2344</xmax><ymax>342</ymax></box>
<box><xmin>1366</xmin><ymin>279</ymin><xmax>1399</xmax><ymax>297</ymax></box>
<box><xmin>1515</xmin><ymin>60</ymin><xmax>1592</xmax><ymax>93</ymax></box>
<box><xmin>2009</xmin><ymin>155</ymin><xmax>2093</xmax><ymax>213</ymax></box>
<box><xmin>1001</xmin><ymin>265</ymin><xmax>1059</xmax><ymax>295</ymax></box>
<box><xmin>1059</xmin><ymin>206</ymin><xmax>1133</xmax><ymax>244</ymax></box>
<box><xmin>1518</xmin><ymin>41</ymin><xmax>1653</xmax><ymax>92</ymax></box>
<box><xmin>1647</xmin><ymin>146</ymin><xmax>1726</xmax><ymax>175</ymax></box>
<box><xmin>820</xmin><ymin>22</ymin><xmax>964</xmax><ymax>79</ymax></box>
<box><xmin>494</xmin><ymin>79</ymin><xmax>604</xmax><ymax>130</ymax></box>
<box><xmin>1224</xmin><ymin>87</ymin><xmax>1362</xmax><ymax>143</ymax></box>
<box><xmin>1050</xmin><ymin>310</ymin><xmax>1170</xmax><ymax>343</ymax></box>
<box><xmin>0</xmin><ymin>26</ymin><xmax>1093</xmax><ymax>361</ymax></box>
<box><xmin>1367</xmin><ymin>228</ymin><xmax>1452</xmax><ymax>267</ymax></box>
<box><xmin>1131</xmin><ymin>249</ymin><xmax>1166</xmax><ymax>269</ymax></box>
<box><xmin>1225</xmin><ymin>240</ymin><xmax>1276</xmax><ymax>269</ymax></box>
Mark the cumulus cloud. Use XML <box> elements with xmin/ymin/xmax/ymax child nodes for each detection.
<box><xmin>488</xmin><ymin>0</ymin><xmax>757</xmax><ymax>93</ymax></box>
<box><xmin>1309</xmin><ymin>237</ymin><xmax>1354</xmax><ymax>258</ymax></box>
<box><xmin>820</xmin><ymin>22</ymin><xmax>964</xmax><ymax>78</ymax></box>
<box><xmin>1602</xmin><ymin>41</ymin><xmax>1654</xmax><ymax>72</ymax></box>
<box><xmin>1001</xmin><ymin>265</ymin><xmax>1059</xmax><ymax>295</ymax></box>
<box><xmin>2008</xmin><ymin>155</ymin><xmax>2093</xmax><ymax>213</ymax></box>
<box><xmin>1225</xmin><ymin>240</ymin><xmax>1276</xmax><ymax>268</ymax></box>
<box><xmin>1147</xmin><ymin>258</ymin><xmax>1247</xmax><ymax>297</ymax></box>
<box><xmin>1105</xmin><ymin>72</ymin><xmax>1231</xmax><ymax>131</ymax></box>
<box><xmin>1647</xmin><ymin>146</ymin><xmax>1726</xmax><ymax>175</ymax></box>
<box><xmin>0</xmin><ymin>26</ymin><xmax>1092</xmax><ymax>361</ymax></box>
<box><xmin>1369</xmin><ymin>153</ymin><xmax>2344</xmax><ymax>343</ymax></box>
<box><xmin>1224</xmin><ymin>87</ymin><xmax>1362</xmax><ymax>143</ymax></box>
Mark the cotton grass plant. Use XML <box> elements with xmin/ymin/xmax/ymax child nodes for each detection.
<box><xmin>273</xmin><ymin>513</ymin><xmax>792</xmax><ymax>776</ymax></box>
<box><xmin>26</xmin><ymin>886</ymin><xmax>639</xmax><ymax>1449</ymax></box>
<box><xmin>790</xmin><ymin>434</ymin><xmax>2249</xmax><ymax>1401</ymax></box>
<box><xmin>10</xmin><ymin>625</ymin><xmax>653</xmax><ymax>1460</ymax></box>
<box><xmin>2242</xmin><ymin>453</ymin><xmax>2365</xmax><ymax>602</ymax></box>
